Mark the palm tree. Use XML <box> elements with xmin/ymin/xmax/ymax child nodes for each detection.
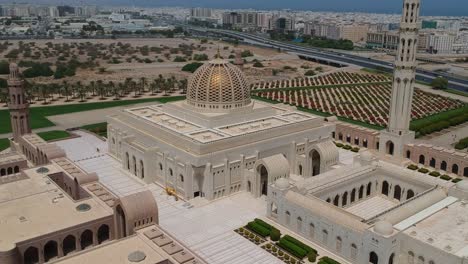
<box><xmin>179</xmin><ymin>79</ymin><xmax>188</xmax><ymax>94</ymax></box>
<box><xmin>96</xmin><ymin>80</ymin><xmax>105</xmax><ymax>100</ymax></box>
<box><xmin>139</xmin><ymin>77</ymin><xmax>147</xmax><ymax>94</ymax></box>
<box><xmin>89</xmin><ymin>80</ymin><xmax>96</xmax><ymax>97</ymax></box>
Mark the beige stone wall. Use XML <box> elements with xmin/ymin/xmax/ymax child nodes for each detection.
<box><xmin>405</xmin><ymin>144</ymin><xmax>468</xmax><ymax>177</ymax></box>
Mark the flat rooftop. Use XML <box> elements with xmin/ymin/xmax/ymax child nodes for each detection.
<box><xmin>403</xmin><ymin>199</ymin><xmax>468</xmax><ymax>257</ymax></box>
<box><xmin>122</xmin><ymin>101</ymin><xmax>319</xmax><ymax>144</ymax></box>
<box><xmin>56</xmin><ymin>226</ymin><xmax>205</xmax><ymax>264</ymax></box>
<box><xmin>346</xmin><ymin>195</ymin><xmax>399</xmax><ymax>220</ymax></box>
<box><xmin>0</xmin><ymin>164</ymin><xmax>113</xmax><ymax>251</ymax></box>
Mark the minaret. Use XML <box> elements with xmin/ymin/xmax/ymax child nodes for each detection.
<box><xmin>379</xmin><ymin>0</ymin><xmax>420</xmax><ymax>157</ymax></box>
<box><xmin>8</xmin><ymin>63</ymin><xmax>31</xmax><ymax>141</ymax></box>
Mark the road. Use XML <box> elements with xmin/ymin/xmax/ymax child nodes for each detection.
<box><xmin>190</xmin><ymin>27</ymin><xmax>468</xmax><ymax>92</ymax></box>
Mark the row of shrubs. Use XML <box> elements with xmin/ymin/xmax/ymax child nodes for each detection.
<box><xmin>454</xmin><ymin>137</ymin><xmax>468</xmax><ymax>150</ymax></box>
<box><xmin>318</xmin><ymin>256</ymin><xmax>341</xmax><ymax>264</ymax></box>
<box><xmin>276</xmin><ymin>235</ymin><xmax>318</xmax><ymax>260</ymax></box>
<box><xmin>410</xmin><ymin>106</ymin><xmax>468</xmax><ymax>137</ymax></box>
<box><xmin>407</xmin><ymin>164</ymin><xmax>462</xmax><ymax>182</ymax></box>
<box><xmin>335</xmin><ymin>142</ymin><xmax>360</xmax><ymax>153</ymax></box>
<box><xmin>245</xmin><ymin>218</ymin><xmax>282</xmax><ymax>239</ymax></box>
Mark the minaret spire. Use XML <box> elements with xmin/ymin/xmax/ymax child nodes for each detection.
<box><xmin>379</xmin><ymin>0</ymin><xmax>420</xmax><ymax>157</ymax></box>
<box><xmin>8</xmin><ymin>62</ymin><xmax>31</xmax><ymax>141</ymax></box>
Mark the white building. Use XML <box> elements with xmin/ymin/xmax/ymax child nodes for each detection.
<box><xmin>267</xmin><ymin>152</ymin><xmax>468</xmax><ymax>264</ymax></box>
<box><xmin>190</xmin><ymin>7</ymin><xmax>212</xmax><ymax>19</ymax></box>
<box><xmin>427</xmin><ymin>32</ymin><xmax>456</xmax><ymax>54</ymax></box>
<box><xmin>107</xmin><ymin>59</ymin><xmax>338</xmax><ymax>201</ymax></box>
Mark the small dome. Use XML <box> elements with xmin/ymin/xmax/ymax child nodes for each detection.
<box><xmin>360</xmin><ymin>151</ymin><xmax>373</xmax><ymax>161</ymax></box>
<box><xmin>187</xmin><ymin>59</ymin><xmax>251</xmax><ymax>112</ymax></box>
<box><xmin>456</xmin><ymin>181</ymin><xmax>468</xmax><ymax>191</ymax></box>
<box><xmin>275</xmin><ymin>177</ymin><xmax>290</xmax><ymax>189</ymax></box>
<box><xmin>374</xmin><ymin>221</ymin><xmax>394</xmax><ymax>236</ymax></box>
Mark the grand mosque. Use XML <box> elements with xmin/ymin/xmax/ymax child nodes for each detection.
<box><xmin>1</xmin><ymin>0</ymin><xmax>468</xmax><ymax>264</ymax></box>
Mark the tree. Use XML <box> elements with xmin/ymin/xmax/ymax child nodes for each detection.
<box><xmin>304</xmin><ymin>70</ymin><xmax>316</xmax><ymax>76</ymax></box>
<box><xmin>181</xmin><ymin>62</ymin><xmax>203</xmax><ymax>73</ymax></box>
<box><xmin>431</xmin><ymin>77</ymin><xmax>448</xmax><ymax>90</ymax></box>
<box><xmin>0</xmin><ymin>60</ymin><xmax>10</xmax><ymax>74</ymax></box>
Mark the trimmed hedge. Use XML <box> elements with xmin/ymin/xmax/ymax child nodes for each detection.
<box><xmin>319</xmin><ymin>256</ymin><xmax>341</xmax><ymax>264</ymax></box>
<box><xmin>440</xmin><ymin>174</ymin><xmax>452</xmax><ymax>181</ymax></box>
<box><xmin>277</xmin><ymin>239</ymin><xmax>307</xmax><ymax>259</ymax></box>
<box><xmin>452</xmin><ymin>178</ymin><xmax>463</xmax><ymax>183</ymax></box>
<box><xmin>418</xmin><ymin>168</ymin><xmax>429</xmax><ymax>174</ymax></box>
<box><xmin>429</xmin><ymin>171</ymin><xmax>440</xmax><ymax>177</ymax></box>
<box><xmin>282</xmin><ymin>235</ymin><xmax>316</xmax><ymax>254</ymax></box>
<box><xmin>254</xmin><ymin>218</ymin><xmax>273</xmax><ymax>231</ymax></box>
<box><xmin>246</xmin><ymin>222</ymin><xmax>270</xmax><ymax>237</ymax></box>
<box><xmin>410</xmin><ymin>106</ymin><xmax>468</xmax><ymax>137</ymax></box>
<box><xmin>270</xmin><ymin>228</ymin><xmax>281</xmax><ymax>241</ymax></box>
<box><xmin>407</xmin><ymin>164</ymin><xmax>418</xmax><ymax>170</ymax></box>
<box><xmin>308</xmin><ymin>251</ymin><xmax>317</xmax><ymax>262</ymax></box>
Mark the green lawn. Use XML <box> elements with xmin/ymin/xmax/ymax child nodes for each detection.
<box><xmin>0</xmin><ymin>96</ymin><xmax>185</xmax><ymax>134</ymax></box>
<box><xmin>0</xmin><ymin>138</ymin><xmax>9</xmax><ymax>151</ymax></box>
<box><xmin>81</xmin><ymin>122</ymin><xmax>108</xmax><ymax>138</ymax></box>
<box><xmin>446</xmin><ymin>89</ymin><xmax>468</xmax><ymax>97</ymax></box>
<box><xmin>37</xmin><ymin>130</ymin><xmax>71</xmax><ymax>142</ymax></box>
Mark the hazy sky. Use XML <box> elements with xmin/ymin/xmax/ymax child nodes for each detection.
<box><xmin>1</xmin><ymin>0</ymin><xmax>466</xmax><ymax>16</ymax></box>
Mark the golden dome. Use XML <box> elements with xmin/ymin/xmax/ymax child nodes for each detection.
<box><xmin>187</xmin><ymin>59</ymin><xmax>251</xmax><ymax>112</ymax></box>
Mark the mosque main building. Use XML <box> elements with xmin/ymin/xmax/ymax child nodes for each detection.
<box><xmin>107</xmin><ymin>58</ymin><xmax>339</xmax><ymax>200</ymax></box>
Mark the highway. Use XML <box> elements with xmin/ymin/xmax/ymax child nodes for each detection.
<box><xmin>191</xmin><ymin>27</ymin><xmax>468</xmax><ymax>92</ymax></box>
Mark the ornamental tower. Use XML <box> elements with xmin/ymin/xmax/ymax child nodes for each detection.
<box><xmin>379</xmin><ymin>0</ymin><xmax>421</xmax><ymax>157</ymax></box>
<box><xmin>8</xmin><ymin>63</ymin><xmax>31</xmax><ymax>141</ymax></box>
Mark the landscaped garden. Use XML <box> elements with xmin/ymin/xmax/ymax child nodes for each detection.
<box><xmin>406</xmin><ymin>164</ymin><xmax>463</xmax><ymax>183</ymax></box>
<box><xmin>252</xmin><ymin>71</ymin><xmax>467</xmax><ymax>136</ymax></box>
<box><xmin>81</xmin><ymin>122</ymin><xmax>108</xmax><ymax>138</ymax></box>
<box><xmin>37</xmin><ymin>130</ymin><xmax>71</xmax><ymax>142</ymax></box>
<box><xmin>0</xmin><ymin>96</ymin><xmax>185</xmax><ymax>134</ymax></box>
<box><xmin>0</xmin><ymin>138</ymin><xmax>9</xmax><ymax>151</ymax></box>
<box><xmin>235</xmin><ymin>218</ymin><xmax>341</xmax><ymax>264</ymax></box>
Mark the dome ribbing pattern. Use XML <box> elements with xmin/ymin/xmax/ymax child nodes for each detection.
<box><xmin>187</xmin><ymin>59</ymin><xmax>251</xmax><ymax>112</ymax></box>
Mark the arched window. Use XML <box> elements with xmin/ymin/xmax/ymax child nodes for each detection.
<box><xmin>334</xmin><ymin>195</ymin><xmax>340</xmax><ymax>206</ymax></box>
<box><xmin>169</xmin><ymin>168</ymin><xmax>173</xmax><ymax>177</ymax></box>
<box><xmin>14</xmin><ymin>166</ymin><xmax>19</xmax><ymax>173</ymax></box>
<box><xmin>44</xmin><ymin>240</ymin><xmax>58</xmax><ymax>262</ymax></box>
<box><xmin>126</xmin><ymin>152</ymin><xmax>130</xmax><ymax>170</ymax></box>
<box><xmin>336</xmin><ymin>236</ymin><xmax>342</xmax><ymax>252</ymax></box>
<box><xmin>452</xmin><ymin>164</ymin><xmax>459</xmax><ymax>174</ymax></box>
<box><xmin>140</xmin><ymin>160</ymin><xmax>144</xmax><ymax>179</ymax></box>
<box><xmin>408</xmin><ymin>251</ymin><xmax>415</xmax><ymax>264</ymax></box>
<box><xmin>80</xmin><ymin>229</ymin><xmax>93</xmax><ymax>249</ymax></box>
<box><xmin>23</xmin><ymin>247</ymin><xmax>39</xmax><ymax>264</ymax></box>
<box><xmin>407</xmin><ymin>189</ymin><xmax>415</xmax><ymax>200</ymax></box>
<box><xmin>271</xmin><ymin>202</ymin><xmax>278</xmax><ymax>215</ymax></box>
<box><xmin>132</xmin><ymin>156</ymin><xmax>137</xmax><ymax>175</ymax></box>
<box><xmin>369</xmin><ymin>251</ymin><xmax>379</xmax><ymax>264</ymax></box>
<box><xmin>382</xmin><ymin>181</ymin><xmax>389</xmax><ymax>196</ymax></box>
<box><xmin>359</xmin><ymin>185</ymin><xmax>364</xmax><ymax>199</ymax></box>
<box><xmin>429</xmin><ymin>158</ymin><xmax>436</xmax><ymax>168</ymax></box>
<box><xmin>309</xmin><ymin>223</ymin><xmax>315</xmax><ymax>238</ymax></box>
<box><xmin>7</xmin><ymin>167</ymin><xmax>12</xmax><ymax>175</ymax></box>
<box><xmin>419</xmin><ymin>155</ymin><xmax>425</xmax><ymax>165</ymax></box>
<box><xmin>0</xmin><ymin>168</ymin><xmax>5</xmax><ymax>176</ymax></box>
<box><xmin>406</xmin><ymin>150</ymin><xmax>411</xmax><ymax>159</ymax></box>
<box><xmin>342</xmin><ymin>192</ymin><xmax>348</xmax><ymax>207</ymax></box>
<box><xmin>159</xmin><ymin>163</ymin><xmax>163</xmax><ymax>171</ymax></box>
<box><xmin>464</xmin><ymin>167</ymin><xmax>468</xmax><ymax>177</ymax></box>
<box><xmin>322</xmin><ymin>229</ymin><xmax>328</xmax><ymax>244</ymax></box>
<box><xmin>98</xmin><ymin>224</ymin><xmax>110</xmax><ymax>244</ymax></box>
<box><xmin>394</xmin><ymin>185</ymin><xmax>402</xmax><ymax>201</ymax></box>
<box><xmin>440</xmin><ymin>161</ymin><xmax>447</xmax><ymax>171</ymax></box>
<box><xmin>285</xmin><ymin>211</ymin><xmax>291</xmax><ymax>225</ymax></box>
<box><xmin>350</xmin><ymin>244</ymin><xmax>357</xmax><ymax>260</ymax></box>
<box><xmin>351</xmin><ymin>188</ymin><xmax>356</xmax><ymax>203</ymax></box>
<box><xmin>389</xmin><ymin>253</ymin><xmax>395</xmax><ymax>264</ymax></box>
<box><xmin>367</xmin><ymin>182</ymin><xmax>372</xmax><ymax>196</ymax></box>
<box><xmin>297</xmin><ymin>217</ymin><xmax>303</xmax><ymax>232</ymax></box>
<box><xmin>179</xmin><ymin>174</ymin><xmax>184</xmax><ymax>183</ymax></box>
<box><xmin>298</xmin><ymin>165</ymin><xmax>303</xmax><ymax>176</ymax></box>
<box><xmin>338</xmin><ymin>133</ymin><xmax>343</xmax><ymax>140</ymax></box>
<box><xmin>63</xmin><ymin>235</ymin><xmax>76</xmax><ymax>256</ymax></box>
<box><xmin>418</xmin><ymin>256</ymin><xmax>425</xmax><ymax>264</ymax></box>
